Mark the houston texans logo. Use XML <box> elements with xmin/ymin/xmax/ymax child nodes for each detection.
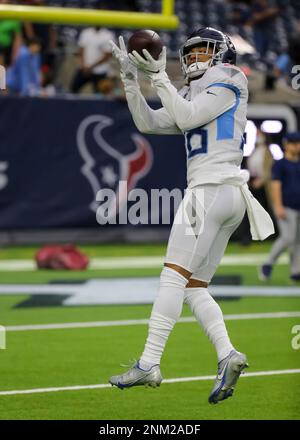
<box><xmin>77</xmin><ymin>115</ymin><xmax>153</xmax><ymax>215</ymax></box>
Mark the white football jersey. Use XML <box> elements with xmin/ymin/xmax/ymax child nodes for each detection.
<box><xmin>123</xmin><ymin>62</ymin><xmax>248</xmax><ymax>188</ymax></box>
<box><xmin>179</xmin><ymin>64</ymin><xmax>248</xmax><ymax>188</ymax></box>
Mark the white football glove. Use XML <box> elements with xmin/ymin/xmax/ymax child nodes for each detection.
<box><xmin>128</xmin><ymin>46</ymin><xmax>167</xmax><ymax>78</ymax></box>
<box><xmin>109</xmin><ymin>36</ymin><xmax>137</xmax><ymax>81</ymax></box>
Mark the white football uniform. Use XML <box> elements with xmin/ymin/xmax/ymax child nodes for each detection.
<box><xmin>123</xmin><ymin>63</ymin><xmax>272</xmax><ymax>281</ymax></box>
<box><xmin>179</xmin><ymin>64</ymin><xmax>248</xmax><ymax>189</ymax></box>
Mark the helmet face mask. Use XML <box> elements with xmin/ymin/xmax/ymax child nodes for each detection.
<box><xmin>180</xmin><ymin>27</ymin><xmax>236</xmax><ymax>81</ymax></box>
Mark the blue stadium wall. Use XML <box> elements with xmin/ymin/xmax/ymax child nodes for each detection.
<box><xmin>0</xmin><ymin>96</ymin><xmax>298</xmax><ymax>244</ymax></box>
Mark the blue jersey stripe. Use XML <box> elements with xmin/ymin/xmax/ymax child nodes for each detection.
<box><xmin>206</xmin><ymin>82</ymin><xmax>241</xmax><ymax>98</ymax></box>
<box><xmin>206</xmin><ymin>82</ymin><xmax>241</xmax><ymax>141</ymax></box>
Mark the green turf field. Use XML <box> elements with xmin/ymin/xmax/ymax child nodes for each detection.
<box><xmin>0</xmin><ymin>242</ymin><xmax>299</xmax><ymax>420</ymax></box>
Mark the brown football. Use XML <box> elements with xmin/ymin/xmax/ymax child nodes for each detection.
<box><xmin>127</xmin><ymin>30</ymin><xmax>163</xmax><ymax>60</ymax></box>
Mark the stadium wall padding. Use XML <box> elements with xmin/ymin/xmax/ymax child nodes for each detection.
<box><xmin>0</xmin><ymin>96</ymin><xmax>298</xmax><ymax>244</ymax></box>
<box><xmin>0</xmin><ymin>96</ymin><xmax>186</xmax><ymax>231</ymax></box>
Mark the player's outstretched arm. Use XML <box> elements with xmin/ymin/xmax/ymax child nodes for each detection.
<box><xmin>129</xmin><ymin>48</ymin><xmax>237</xmax><ymax>132</ymax></box>
<box><xmin>110</xmin><ymin>37</ymin><xmax>180</xmax><ymax>135</ymax></box>
<box><xmin>155</xmin><ymin>82</ymin><xmax>237</xmax><ymax>131</ymax></box>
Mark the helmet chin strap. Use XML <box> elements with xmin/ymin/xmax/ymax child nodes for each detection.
<box><xmin>186</xmin><ymin>59</ymin><xmax>212</xmax><ymax>79</ymax></box>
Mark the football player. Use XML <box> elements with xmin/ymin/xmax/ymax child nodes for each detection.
<box><xmin>109</xmin><ymin>27</ymin><xmax>273</xmax><ymax>404</ymax></box>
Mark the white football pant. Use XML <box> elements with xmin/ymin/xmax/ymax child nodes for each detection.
<box><xmin>165</xmin><ymin>184</ymin><xmax>246</xmax><ymax>281</ymax></box>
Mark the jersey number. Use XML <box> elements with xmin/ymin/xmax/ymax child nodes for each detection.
<box><xmin>185</xmin><ymin>128</ymin><xmax>208</xmax><ymax>159</ymax></box>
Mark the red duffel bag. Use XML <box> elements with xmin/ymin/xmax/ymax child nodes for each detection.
<box><xmin>35</xmin><ymin>245</ymin><xmax>89</xmax><ymax>270</ymax></box>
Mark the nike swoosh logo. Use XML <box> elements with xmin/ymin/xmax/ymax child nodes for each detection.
<box><xmin>207</xmin><ymin>90</ymin><xmax>217</xmax><ymax>96</ymax></box>
<box><xmin>217</xmin><ymin>366</ymin><xmax>226</xmax><ymax>381</ymax></box>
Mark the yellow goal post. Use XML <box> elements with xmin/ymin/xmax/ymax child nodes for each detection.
<box><xmin>0</xmin><ymin>0</ymin><xmax>179</xmax><ymax>30</ymax></box>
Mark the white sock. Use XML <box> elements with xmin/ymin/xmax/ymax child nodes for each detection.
<box><xmin>139</xmin><ymin>267</ymin><xmax>187</xmax><ymax>368</ymax></box>
<box><xmin>184</xmin><ymin>287</ymin><xmax>234</xmax><ymax>362</ymax></box>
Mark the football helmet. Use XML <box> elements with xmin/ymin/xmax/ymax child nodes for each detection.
<box><xmin>180</xmin><ymin>27</ymin><xmax>237</xmax><ymax>80</ymax></box>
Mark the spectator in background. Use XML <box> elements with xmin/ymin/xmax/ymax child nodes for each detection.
<box><xmin>272</xmin><ymin>34</ymin><xmax>300</xmax><ymax>89</ymax></box>
<box><xmin>228</xmin><ymin>1</ymin><xmax>251</xmax><ymax>27</ymax></box>
<box><xmin>70</xmin><ymin>26</ymin><xmax>115</xmax><ymax>94</ymax></box>
<box><xmin>6</xmin><ymin>37</ymin><xmax>41</xmax><ymax>96</ymax></box>
<box><xmin>95</xmin><ymin>75</ymin><xmax>123</xmax><ymax>99</ymax></box>
<box><xmin>247</xmin><ymin>130</ymin><xmax>273</xmax><ymax>206</ymax></box>
<box><xmin>247</xmin><ymin>0</ymin><xmax>279</xmax><ymax>57</ymax></box>
<box><xmin>22</xmin><ymin>0</ymin><xmax>57</xmax><ymax>77</ymax></box>
<box><xmin>260</xmin><ymin>132</ymin><xmax>300</xmax><ymax>282</ymax></box>
<box><xmin>0</xmin><ymin>0</ymin><xmax>22</xmax><ymax>67</ymax></box>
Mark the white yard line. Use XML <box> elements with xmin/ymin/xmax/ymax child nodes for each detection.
<box><xmin>0</xmin><ymin>253</ymin><xmax>289</xmax><ymax>271</ymax></box>
<box><xmin>0</xmin><ymin>369</ymin><xmax>299</xmax><ymax>396</ymax></box>
<box><xmin>5</xmin><ymin>311</ymin><xmax>300</xmax><ymax>332</ymax></box>
<box><xmin>1</xmin><ymin>283</ymin><xmax>299</xmax><ymax>297</ymax></box>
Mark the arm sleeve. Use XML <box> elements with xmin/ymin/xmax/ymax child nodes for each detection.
<box><xmin>122</xmin><ymin>78</ymin><xmax>181</xmax><ymax>135</ymax></box>
<box><xmin>271</xmin><ymin>160</ymin><xmax>283</xmax><ymax>181</ymax></box>
<box><xmin>151</xmin><ymin>72</ymin><xmax>237</xmax><ymax>132</ymax></box>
